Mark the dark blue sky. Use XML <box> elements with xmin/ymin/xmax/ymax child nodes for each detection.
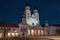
<box><xmin>0</xmin><ymin>0</ymin><xmax>60</xmax><ymax>24</ymax></box>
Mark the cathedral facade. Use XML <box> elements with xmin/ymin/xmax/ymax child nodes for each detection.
<box><xmin>18</xmin><ymin>3</ymin><xmax>47</xmax><ymax>36</ymax></box>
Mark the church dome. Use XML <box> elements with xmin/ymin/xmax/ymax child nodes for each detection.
<box><xmin>25</xmin><ymin>3</ymin><xmax>30</xmax><ymax>10</ymax></box>
<box><xmin>33</xmin><ymin>6</ymin><xmax>38</xmax><ymax>13</ymax></box>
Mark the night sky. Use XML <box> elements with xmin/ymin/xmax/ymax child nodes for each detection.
<box><xmin>0</xmin><ymin>0</ymin><xmax>60</xmax><ymax>24</ymax></box>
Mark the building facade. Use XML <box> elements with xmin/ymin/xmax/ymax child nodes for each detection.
<box><xmin>18</xmin><ymin>3</ymin><xmax>44</xmax><ymax>36</ymax></box>
<box><xmin>18</xmin><ymin>2</ymin><xmax>60</xmax><ymax>36</ymax></box>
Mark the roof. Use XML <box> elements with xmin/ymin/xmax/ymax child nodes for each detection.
<box><xmin>0</xmin><ymin>23</ymin><xmax>18</xmax><ymax>28</ymax></box>
<box><xmin>41</xmin><ymin>24</ymin><xmax>60</xmax><ymax>27</ymax></box>
<box><xmin>0</xmin><ymin>23</ymin><xmax>60</xmax><ymax>28</ymax></box>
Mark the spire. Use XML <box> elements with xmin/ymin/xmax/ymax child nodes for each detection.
<box><xmin>25</xmin><ymin>0</ymin><xmax>30</xmax><ymax>10</ymax></box>
<box><xmin>33</xmin><ymin>6</ymin><xmax>38</xmax><ymax>13</ymax></box>
<box><xmin>25</xmin><ymin>0</ymin><xmax>29</xmax><ymax>6</ymax></box>
<box><xmin>34</xmin><ymin>0</ymin><xmax>38</xmax><ymax>9</ymax></box>
<box><xmin>26</xmin><ymin>2</ymin><xmax>29</xmax><ymax>6</ymax></box>
<box><xmin>34</xmin><ymin>6</ymin><xmax>37</xmax><ymax>9</ymax></box>
<box><xmin>45</xmin><ymin>20</ymin><xmax>49</xmax><ymax>27</ymax></box>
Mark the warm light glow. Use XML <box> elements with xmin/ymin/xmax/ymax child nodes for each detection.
<box><xmin>28</xmin><ymin>30</ymin><xmax>30</xmax><ymax>35</ymax></box>
<box><xmin>38</xmin><ymin>30</ymin><xmax>40</xmax><ymax>35</ymax></box>
<box><xmin>12</xmin><ymin>33</ymin><xmax>15</xmax><ymax>36</ymax></box>
<box><xmin>8</xmin><ymin>33</ymin><xmax>11</xmax><ymax>37</ymax></box>
<box><xmin>15</xmin><ymin>33</ymin><xmax>19</xmax><ymax>36</ymax></box>
<box><xmin>0</xmin><ymin>33</ymin><xmax>2</xmax><ymax>38</ymax></box>
<box><xmin>8</xmin><ymin>32</ymin><xmax>19</xmax><ymax>37</ymax></box>
<box><xmin>15</xmin><ymin>30</ymin><xmax>17</xmax><ymax>32</ymax></box>
<box><xmin>31</xmin><ymin>29</ymin><xmax>34</xmax><ymax>36</ymax></box>
<box><xmin>41</xmin><ymin>30</ymin><xmax>43</xmax><ymax>35</ymax></box>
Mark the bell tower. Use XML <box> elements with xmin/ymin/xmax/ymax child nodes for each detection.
<box><xmin>32</xmin><ymin>0</ymin><xmax>39</xmax><ymax>25</ymax></box>
<box><xmin>33</xmin><ymin>7</ymin><xmax>39</xmax><ymax>25</ymax></box>
<box><xmin>24</xmin><ymin>0</ymin><xmax>31</xmax><ymax>25</ymax></box>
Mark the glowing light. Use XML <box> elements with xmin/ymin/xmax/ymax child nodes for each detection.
<box><xmin>15</xmin><ymin>33</ymin><xmax>19</xmax><ymax>36</ymax></box>
<box><xmin>41</xmin><ymin>30</ymin><xmax>43</xmax><ymax>35</ymax></box>
<box><xmin>12</xmin><ymin>33</ymin><xmax>15</xmax><ymax>36</ymax></box>
<box><xmin>0</xmin><ymin>33</ymin><xmax>2</xmax><ymax>38</ymax></box>
<box><xmin>28</xmin><ymin>30</ymin><xmax>30</xmax><ymax>35</ymax></box>
<box><xmin>15</xmin><ymin>30</ymin><xmax>17</xmax><ymax>32</ymax></box>
<box><xmin>38</xmin><ymin>30</ymin><xmax>40</xmax><ymax>35</ymax></box>
<box><xmin>31</xmin><ymin>29</ymin><xmax>34</xmax><ymax>36</ymax></box>
<box><xmin>8</xmin><ymin>33</ymin><xmax>11</xmax><ymax>37</ymax></box>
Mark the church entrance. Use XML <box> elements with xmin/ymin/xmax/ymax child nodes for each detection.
<box><xmin>20</xmin><ymin>27</ymin><xmax>28</xmax><ymax>36</ymax></box>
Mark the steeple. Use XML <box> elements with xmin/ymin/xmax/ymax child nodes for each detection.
<box><xmin>24</xmin><ymin>0</ymin><xmax>31</xmax><ymax>25</ymax></box>
<box><xmin>26</xmin><ymin>2</ymin><xmax>29</xmax><ymax>6</ymax></box>
<box><xmin>33</xmin><ymin>6</ymin><xmax>38</xmax><ymax>13</ymax></box>
<box><xmin>25</xmin><ymin>0</ymin><xmax>29</xmax><ymax>6</ymax></box>
<box><xmin>34</xmin><ymin>6</ymin><xmax>37</xmax><ymax>9</ymax></box>
<box><xmin>45</xmin><ymin>20</ymin><xmax>49</xmax><ymax>27</ymax></box>
<box><xmin>34</xmin><ymin>0</ymin><xmax>38</xmax><ymax>9</ymax></box>
<box><xmin>25</xmin><ymin>0</ymin><xmax>30</xmax><ymax>10</ymax></box>
<box><xmin>22</xmin><ymin>0</ymin><xmax>29</xmax><ymax>24</ymax></box>
<box><xmin>33</xmin><ymin>0</ymin><xmax>38</xmax><ymax>13</ymax></box>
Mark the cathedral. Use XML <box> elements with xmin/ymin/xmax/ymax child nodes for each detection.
<box><xmin>0</xmin><ymin>1</ymin><xmax>60</xmax><ymax>38</ymax></box>
<box><xmin>18</xmin><ymin>2</ymin><xmax>47</xmax><ymax>36</ymax></box>
<box><xmin>18</xmin><ymin>2</ymin><xmax>60</xmax><ymax>36</ymax></box>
